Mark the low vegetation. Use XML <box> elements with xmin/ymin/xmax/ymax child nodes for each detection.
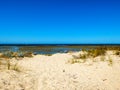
<box><xmin>115</xmin><ymin>51</ymin><xmax>120</xmax><ymax>56</ymax></box>
<box><xmin>0</xmin><ymin>51</ymin><xmax>33</xmax><ymax>59</ymax></box>
<box><xmin>87</xmin><ymin>49</ymin><xmax>106</xmax><ymax>57</ymax></box>
<box><xmin>108</xmin><ymin>57</ymin><xmax>113</xmax><ymax>66</ymax></box>
<box><xmin>68</xmin><ymin>58</ymin><xmax>86</xmax><ymax>64</ymax></box>
<box><xmin>45</xmin><ymin>54</ymin><xmax>52</xmax><ymax>56</ymax></box>
<box><xmin>100</xmin><ymin>56</ymin><xmax>105</xmax><ymax>61</ymax></box>
<box><xmin>0</xmin><ymin>51</ymin><xmax>33</xmax><ymax>71</ymax></box>
<box><xmin>0</xmin><ymin>51</ymin><xmax>13</xmax><ymax>70</ymax></box>
<box><xmin>69</xmin><ymin>46</ymin><xmax>120</xmax><ymax>65</ymax></box>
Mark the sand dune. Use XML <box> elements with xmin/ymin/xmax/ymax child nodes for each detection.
<box><xmin>0</xmin><ymin>51</ymin><xmax>120</xmax><ymax>90</ymax></box>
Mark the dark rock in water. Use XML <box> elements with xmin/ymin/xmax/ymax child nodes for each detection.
<box><xmin>33</xmin><ymin>52</ymin><xmax>38</xmax><ymax>55</ymax></box>
<box><xmin>64</xmin><ymin>50</ymin><xmax>68</xmax><ymax>53</ymax></box>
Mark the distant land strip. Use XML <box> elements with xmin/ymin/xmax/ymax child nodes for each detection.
<box><xmin>0</xmin><ymin>44</ymin><xmax>120</xmax><ymax>46</ymax></box>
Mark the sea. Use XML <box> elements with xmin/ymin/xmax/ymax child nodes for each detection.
<box><xmin>0</xmin><ymin>44</ymin><xmax>120</xmax><ymax>55</ymax></box>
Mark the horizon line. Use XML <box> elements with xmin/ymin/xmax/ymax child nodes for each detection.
<box><xmin>0</xmin><ymin>43</ymin><xmax>120</xmax><ymax>46</ymax></box>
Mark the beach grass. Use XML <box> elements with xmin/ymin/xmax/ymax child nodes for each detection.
<box><xmin>68</xmin><ymin>46</ymin><xmax>120</xmax><ymax>65</ymax></box>
<box><xmin>0</xmin><ymin>51</ymin><xmax>33</xmax><ymax>71</ymax></box>
<box><xmin>0</xmin><ymin>46</ymin><xmax>120</xmax><ymax>68</ymax></box>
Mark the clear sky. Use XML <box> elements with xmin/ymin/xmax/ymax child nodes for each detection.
<box><xmin>0</xmin><ymin>0</ymin><xmax>120</xmax><ymax>44</ymax></box>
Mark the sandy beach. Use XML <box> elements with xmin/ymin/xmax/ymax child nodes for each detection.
<box><xmin>1</xmin><ymin>0</ymin><xmax>119</xmax><ymax>89</ymax></box>
<box><xmin>0</xmin><ymin>51</ymin><xmax>120</xmax><ymax>90</ymax></box>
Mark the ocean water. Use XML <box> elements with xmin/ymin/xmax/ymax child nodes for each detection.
<box><xmin>0</xmin><ymin>45</ymin><xmax>87</xmax><ymax>55</ymax></box>
<box><xmin>0</xmin><ymin>45</ymin><xmax>119</xmax><ymax>55</ymax></box>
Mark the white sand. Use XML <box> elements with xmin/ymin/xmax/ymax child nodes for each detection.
<box><xmin>0</xmin><ymin>51</ymin><xmax>120</xmax><ymax>90</ymax></box>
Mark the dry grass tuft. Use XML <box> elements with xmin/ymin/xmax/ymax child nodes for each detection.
<box><xmin>108</xmin><ymin>58</ymin><xmax>113</xmax><ymax>66</ymax></box>
<box><xmin>115</xmin><ymin>51</ymin><xmax>120</xmax><ymax>56</ymax></box>
<box><xmin>68</xmin><ymin>46</ymin><xmax>120</xmax><ymax>65</ymax></box>
<box><xmin>0</xmin><ymin>51</ymin><xmax>33</xmax><ymax>71</ymax></box>
<box><xmin>100</xmin><ymin>56</ymin><xmax>105</xmax><ymax>61</ymax></box>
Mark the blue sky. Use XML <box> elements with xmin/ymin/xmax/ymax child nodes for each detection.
<box><xmin>0</xmin><ymin>0</ymin><xmax>120</xmax><ymax>44</ymax></box>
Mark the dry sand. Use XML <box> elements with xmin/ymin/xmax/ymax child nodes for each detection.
<box><xmin>0</xmin><ymin>51</ymin><xmax>120</xmax><ymax>90</ymax></box>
